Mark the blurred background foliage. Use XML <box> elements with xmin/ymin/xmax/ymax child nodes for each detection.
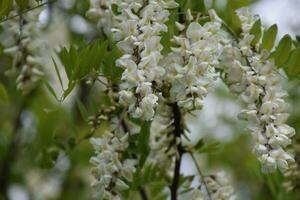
<box><xmin>1</xmin><ymin>0</ymin><xmax>300</xmax><ymax>200</ymax></box>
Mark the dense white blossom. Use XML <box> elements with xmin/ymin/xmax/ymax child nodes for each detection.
<box><xmin>86</xmin><ymin>3</ymin><xmax>297</xmax><ymax>199</ymax></box>
<box><xmin>111</xmin><ymin>0</ymin><xmax>178</xmax><ymax>120</ymax></box>
<box><xmin>162</xmin><ymin>10</ymin><xmax>222</xmax><ymax>111</ymax></box>
<box><xmin>90</xmin><ymin>130</ymin><xmax>136</xmax><ymax>200</ymax></box>
<box><xmin>86</xmin><ymin>0</ymin><xmax>113</xmax><ymax>35</ymax></box>
<box><xmin>219</xmin><ymin>8</ymin><xmax>295</xmax><ymax>173</ymax></box>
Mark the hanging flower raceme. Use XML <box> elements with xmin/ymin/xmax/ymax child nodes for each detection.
<box><xmin>162</xmin><ymin>10</ymin><xmax>222</xmax><ymax>111</ymax></box>
<box><xmin>191</xmin><ymin>172</ymin><xmax>237</xmax><ymax>200</ymax></box>
<box><xmin>219</xmin><ymin>8</ymin><xmax>295</xmax><ymax>173</ymax></box>
<box><xmin>110</xmin><ymin>0</ymin><xmax>178</xmax><ymax>120</ymax></box>
<box><xmin>90</xmin><ymin>130</ymin><xmax>137</xmax><ymax>200</ymax></box>
<box><xmin>85</xmin><ymin>4</ymin><xmax>297</xmax><ymax>200</ymax></box>
<box><xmin>1</xmin><ymin>1</ymin><xmax>45</xmax><ymax>94</ymax></box>
<box><xmin>86</xmin><ymin>0</ymin><xmax>113</xmax><ymax>35</ymax></box>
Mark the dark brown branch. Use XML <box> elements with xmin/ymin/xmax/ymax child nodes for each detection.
<box><xmin>170</xmin><ymin>103</ymin><xmax>184</xmax><ymax>200</ymax></box>
<box><xmin>139</xmin><ymin>187</ymin><xmax>148</xmax><ymax>200</ymax></box>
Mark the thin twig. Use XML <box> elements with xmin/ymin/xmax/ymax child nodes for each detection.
<box><xmin>190</xmin><ymin>152</ymin><xmax>212</xmax><ymax>200</ymax></box>
<box><xmin>139</xmin><ymin>187</ymin><xmax>149</xmax><ymax>200</ymax></box>
<box><xmin>170</xmin><ymin>103</ymin><xmax>185</xmax><ymax>200</ymax></box>
<box><xmin>0</xmin><ymin>0</ymin><xmax>56</xmax><ymax>24</ymax></box>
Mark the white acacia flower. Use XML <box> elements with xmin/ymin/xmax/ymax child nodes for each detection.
<box><xmin>1</xmin><ymin>2</ymin><xmax>45</xmax><ymax>94</ymax></box>
<box><xmin>163</xmin><ymin>11</ymin><xmax>222</xmax><ymax>112</ymax></box>
<box><xmin>90</xmin><ymin>130</ymin><xmax>136</xmax><ymax>199</ymax></box>
<box><xmin>111</xmin><ymin>0</ymin><xmax>178</xmax><ymax>120</ymax></box>
<box><xmin>86</xmin><ymin>0</ymin><xmax>113</xmax><ymax>35</ymax></box>
<box><xmin>218</xmin><ymin>7</ymin><xmax>296</xmax><ymax>173</ymax></box>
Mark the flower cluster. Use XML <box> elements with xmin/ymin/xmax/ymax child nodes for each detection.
<box><xmin>85</xmin><ymin>3</ymin><xmax>297</xmax><ymax>199</ymax></box>
<box><xmin>111</xmin><ymin>0</ymin><xmax>178</xmax><ymax>120</ymax></box>
<box><xmin>162</xmin><ymin>10</ymin><xmax>222</xmax><ymax>111</ymax></box>
<box><xmin>219</xmin><ymin>8</ymin><xmax>295</xmax><ymax>173</ymax></box>
<box><xmin>1</xmin><ymin>1</ymin><xmax>44</xmax><ymax>94</ymax></box>
<box><xmin>90</xmin><ymin>131</ymin><xmax>136</xmax><ymax>200</ymax></box>
<box><xmin>86</xmin><ymin>0</ymin><xmax>113</xmax><ymax>35</ymax></box>
<box><xmin>192</xmin><ymin>172</ymin><xmax>236</xmax><ymax>200</ymax></box>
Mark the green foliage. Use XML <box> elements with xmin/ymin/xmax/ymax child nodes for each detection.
<box><xmin>131</xmin><ymin>164</ymin><xmax>168</xmax><ymax>200</ymax></box>
<box><xmin>0</xmin><ymin>82</ymin><xmax>9</xmax><ymax>104</ymax></box>
<box><xmin>225</xmin><ymin>4</ymin><xmax>242</xmax><ymax>34</ymax></box>
<box><xmin>250</xmin><ymin>19</ymin><xmax>262</xmax><ymax>45</ymax></box>
<box><xmin>194</xmin><ymin>139</ymin><xmax>220</xmax><ymax>154</ymax></box>
<box><xmin>274</xmin><ymin>34</ymin><xmax>292</xmax><ymax>67</ymax></box>
<box><xmin>182</xmin><ymin>0</ymin><xmax>206</xmax><ymax>12</ymax></box>
<box><xmin>76</xmin><ymin>98</ymin><xmax>89</xmax><ymax>120</ymax></box>
<box><xmin>161</xmin><ymin>8</ymin><xmax>178</xmax><ymax>53</ymax></box>
<box><xmin>260</xmin><ymin>24</ymin><xmax>278</xmax><ymax>51</ymax></box>
<box><xmin>137</xmin><ymin>121</ymin><xmax>151</xmax><ymax>167</ymax></box>
<box><xmin>36</xmin><ymin>147</ymin><xmax>60</xmax><ymax>169</ymax></box>
<box><xmin>101</xmin><ymin>45</ymin><xmax>123</xmax><ymax>83</ymax></box>
<box><xmin>46</xmin><ymin>40</ymin><xmax>117</xmax><ymax>100</ymax></box>
<box><xmin>0</xmin><ymin>0</ymin><xmax>13</xmax><ymax>19</ymax></box>
<box><xmin>284</xmin><ymin>46</ymin><xmax>300</xmax><ymax>78</ymax></box>
<box><xmin>15</xmin><ymin>0</ymin><xmax>30</xmax><ymax>10</ymax></box>
<box><xmin>2</xmin><ymin>1</ymin><xmax>300</xmax><ymax>200</ymax></box>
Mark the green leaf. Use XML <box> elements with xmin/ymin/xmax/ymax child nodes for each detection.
<box><xmin>15</xmin><ymin>0</ymin><xmax>30</xmax><ymax>9</ymax></box>
<box><xmin>161</xmin><ymin>9</ymin><xmax>177</xmax><ymax>53</ymax></box>
<box><xmin>296</xmin><ymin>35</ymin><xmax>300</xmax><ymax>44</ymax></box>
<box><xmin>47</xmin><ymin>147</ymin><xmax>59</xmax><ymax>161</ymax></box>
<box><xmin>284</xmin><ymin>46</ymin><xmax>300</xmax><ymax>78</ymax></box>
<box><xmin>191</xmin><ymin>0</ymin><xmax>205</xmax><ymax>12</ymax></box>
<box><xmin>111</xmin><ymin>4</ymin><xmax>120</xmax><ymax>15</ymax></box>
<box><xmin>52</xmin><ymin>57</ymin><xmax>64</xmax><ymax>90</ymax></box>
<box><xmin>63</xmin><ymin>81</ymin><xmax>76</xmax><ymax>100</ymax></box>
<box><xmin>193</xmin><ymin>139</ymin><xmax>205</xmax><ymax>150</ymax></box>
<box><xmin>137</xmin><ymin>121</ymin><xmax>151</xmax><ymax>167</ymax></box>
<box><xmin>197</xmin><ymin>142</ymin><xmax>220</xmax><ymax>153</ymax></box>
<box><xmin>72</xmin><ymin>46</ymin><xmax>91</xmax><ymax>79</ymax></box>
<box><xmin>44</xmin><ymin>81</ymin><xmax>58</xmax><ymax>100</ymax></box>
<box><xmin>250</xmin><ymin>19</ymin><xmax>262</xmax><ymax>45</ymax></box>
<box><xmin>58</xmin><ymin>47</ymin><xmax>76</xmax><ymax>80</ymax></box>
<box><xmin>0</xmin><ymin>43</ymin><xmax>3</xmax><ymax>57</ymax></box>
<box><xmin>0</xmin><ymin>0</ymin><xmax>13</xmax><ymax>18</ymax></box>
<box><xmin>261</xmin><ymin>24</ymin><xmax>278</xmax><ymax>51</ymax></box>
<box><xmin>102</xmin><ymin>46</ymin><xmax>123</xmax><ymax>83</ymax></box>
<box><xmin>76</xmin><ymin>98</ymin><xmax>89</xmax><ymax>120</ymax></box>
<box><xmin>36</xmin><ymin>147</ymin><xmax>59</xmax><ymax>169</ymax></box>
<box><xmin>90</xmin><ymin>40</ymin><xmax>108</xmax><ymax>70</ymax></box>
<box><xmin>224</xmin><ymin>4</ymin><xmax>241</xmax><ymax>34</ymax></box>
<box><xmin>0</xmin><ymin>82</ymin><xmax>9</xmax><ymax>104</ymax></box>
<box><xmin>274</xmin><ymin>34</ymin><xmax>292</xmax><ymax>67</ymax></box>
<box><xmin>68</xmin><ymin>137</ymin><xmax>76</xmax><ymax>149</ymax></box>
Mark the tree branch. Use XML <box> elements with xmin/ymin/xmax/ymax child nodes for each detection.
<box><xmin>139</xmin><ymin>187</ymin><xmax>148</xmax><ymax>200</ymax></box>
<box><xmin>170</xmin><ymin>103</ymin><xmax>184</xmax><ymax>200</ymax></box>
<box><xmin>190</xmin><ymin>152</ymin><xmax>212</xmax><ymax>200</ymax></box>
